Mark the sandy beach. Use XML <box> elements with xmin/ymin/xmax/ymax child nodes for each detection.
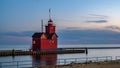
<box><xmin>28</xmin><ymin>61</ymin><xmax>120</xmax><ymax>68</ymax></box>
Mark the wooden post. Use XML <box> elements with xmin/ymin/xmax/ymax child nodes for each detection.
<box><xmin>17</xmin><ymin>61</ymin><xmax>19</xmax><ymax>68</ymax></box>
<box><xmin>64</xmin><ymin>59</ymin><xmax>66</xmax><ymax>65</ymax></box>
<box><xmin>85</xmin><ymin>48</ymin><xmax>88</xmax><ymax>55</ymax></box>
<box><xmin>0</xmin><ymin>62</ymin><xmax>2</xmax><ymax>68</ymax></box>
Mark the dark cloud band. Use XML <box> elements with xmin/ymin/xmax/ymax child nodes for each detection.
<box><xmin>86</xmin><ymin>20</ymin><xmax>108</xmax><ymax>23</ymax></box>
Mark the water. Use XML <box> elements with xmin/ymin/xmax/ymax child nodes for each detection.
<box><xmin>0</xmin><ymin>44</ymin><xmax>120</xmax><ymax>61</ymax></box>
<box><xmin>0</xmin><ymin>44</ymin><xmax>120</xmax><ymax>67</ymax></box>
<box><xmin>1</xmin><ymin>44</ymin><xmax>120</xmax><ymax>50</ymax></box>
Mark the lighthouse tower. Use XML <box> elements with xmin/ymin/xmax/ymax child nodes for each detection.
<box><xmin>32</xmin><ymin>10</ymin><xmax>58</xmax><ymax>51</ymax></box>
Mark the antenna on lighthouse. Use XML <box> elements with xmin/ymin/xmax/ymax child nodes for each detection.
<box><xmin>49</xmin><ymin>8</ymin><xmax>51</xmax><ymax>19</ymax></box>
<box><xmin>48</xmin><ymin>9</ymin><xmax>53</xmax><ymax>23</ymax></box>
<box><xmin>41</xmin><ymin>19</ymin><xmax>43</xmax><ymax>32</ymax></box>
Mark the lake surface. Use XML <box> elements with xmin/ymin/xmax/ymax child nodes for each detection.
<box><xmin>0</xmin><ymin>44</ymin><xmax>120</xmax><ymax>50</ymax></box>
<box><xmin>0</xmin><ymin>44</ymin><xmax>120</xmax><ymax>67</ymax></box>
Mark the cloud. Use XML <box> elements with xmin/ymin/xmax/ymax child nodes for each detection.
<box><xmin>86</xmin><ymin>20</ymin><xmax>108</xmax><ymax>23</ymax></box>
<box><xmin>0</xmin><ymin>31</ymin><xmax>34</xmax><ymax>45</ymax></box>
<box><xmin>84</xmin><ymin>14</ymin><xmax>109</xmax><ymax>23</ymax></box>
<box><xmin>0</xmin><ymin>31</ymin><xmax>34</xmax><ymax>37</ymax></box>
<box><xmin>106</xmin><ymin>26</ymin><xmax>120</xmax><ymax>30</ymax></box>
<box><xmin>88</xmin><ymin>14</ymin><xmax>108</xmax><ymax>19</ymax></box>
<box><xmin>0</xmin><ymin>29</ymin><xmax>120</xmax><ymax>45</ymax></box>
<box><xmin>65</xmin><ymin>27</ymin><xmax>81</xmax><ymax>30</ymax></box>
<box><xmin>58</xmin><ymin>29</ymin><xmax>120</xmax><ymax>44</ymax></box>
<box><xmin>0</xmin><ymin>36</ymin><xmax>31</xmax><ymax>45</ymax></box>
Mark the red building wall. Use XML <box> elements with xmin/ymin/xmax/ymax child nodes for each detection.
<box><xmin>40</xmin><ymin>38</ymin><xmax>57</xmax><ymax>50</ymax></box>
<box><xmin>32</xmin><ymin>38</ymin><xmax>40</xmax><ymax>51</ymax></box>
<box><xmin>45</xmin><ymin>24</ymin><xmax>56</xmax><ymax>34</ymax></box>
<box><xmin>32</xmin><ymin>19</ymin><xmax>58</xmax><ymax>51</ymax></box>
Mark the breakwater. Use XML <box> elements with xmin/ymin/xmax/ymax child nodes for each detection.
<box><xmin>0</xmin><ymin>49</ymin><xmax>85</xmax><ymax>56</ymax></box>
<box><xmin>1</xmin><ymin>46</ymin><xmax>120</xmax><ymax>56</ymax></box>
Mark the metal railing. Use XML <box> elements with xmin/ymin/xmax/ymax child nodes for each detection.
<box><xmin>57</xmin><ymin>56</ymin><xmax>112</xmax><ymax>65</ymax></box>
<box><xmin>0</xmin><ymin>56</ymin><xmax>117</xmax><ymax>68</ymax></box>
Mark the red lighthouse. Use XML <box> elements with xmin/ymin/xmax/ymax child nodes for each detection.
<box><xmin>32</xmin><ymin>11</ymin><xmax>58</xmax><ymax>51</ymax></box>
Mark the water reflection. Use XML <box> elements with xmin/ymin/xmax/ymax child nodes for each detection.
<box><xmin>32</xmin><ymin>54</ymin><xmax>57</xmax><ymax>66</ymax></box>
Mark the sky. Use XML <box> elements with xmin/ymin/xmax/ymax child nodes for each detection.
<box><xmin>0</xmin><ymin>0</ymin><xmax>120</xmax><ymax>45</ymax></box>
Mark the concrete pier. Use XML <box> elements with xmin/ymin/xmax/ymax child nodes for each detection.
<box><xmin>0</xmin><ymin>46</ymin><xmax>120</xmax><ymax>56</ymax></box>
<box><xmin>0</xmin><ymin>49</ymin><xmax>85</xmax><ymax>56</ymax></box>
